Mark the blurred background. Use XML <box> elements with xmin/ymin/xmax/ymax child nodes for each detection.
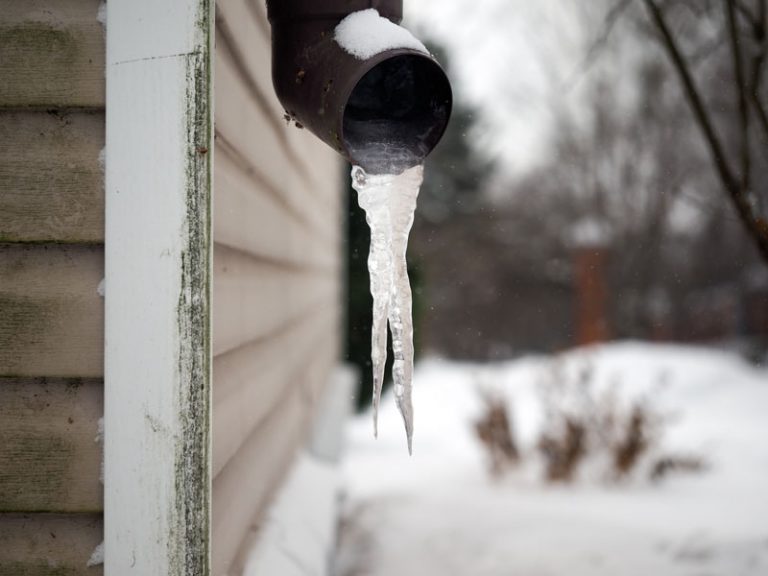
<box><xmin>337</xmin><ymin>1</ymin><xmax>768</xmax><ymax>574</ymax></box>
<box><xmin>348</xmin><ymin>0</ymin><xmax>768</xmax><ymax>391</ymax></box>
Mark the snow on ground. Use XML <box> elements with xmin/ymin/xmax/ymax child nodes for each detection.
<box><xmin>337</xmin><ymin>342</ymin><xmax>768</xmax><ymax>576</ymax></box>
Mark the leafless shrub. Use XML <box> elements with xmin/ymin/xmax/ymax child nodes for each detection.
<box><xmin>536</xmin><ymin>357</ymin><xmax>699</xmax><ymax>483</ymax></box>
<box><xmin>473</xmin><ymin>389</ymin><xmax>519</xmax><ymax>476</ymax></box>
<box><xmin>609</xmin><ymin>401</ymin><xmax>664</xmax><ymax>479</ymax></box>
<box><xmin>537</xmin><ymin>416</ymin><xmax>588</xmax><ymax>482</ymax></box>
<box><xmin>650</xmin><ymin>454</ymin><xmax>707</xmax><ymax>482</ymax></box>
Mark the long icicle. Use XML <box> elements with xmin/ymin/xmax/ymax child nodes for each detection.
<box><xmin>352</xmin><ymin>165</ymin><xmax>423</xmax><ymax>453</ymax></box>
<box><xmin>386</xmin><ymin>166</ymin><xmax>422</xmax><ymax>454</ymax></box>
<box><xmin>353</xmin><ymin>166</ymin><xmax>392</xmax><ymax>437</ymax></box>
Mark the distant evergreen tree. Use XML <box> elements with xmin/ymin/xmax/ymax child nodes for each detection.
<box><xmin>418</xmin><ymin>41</ymin><xmax>494</xmax><ymax>223</ymax></box>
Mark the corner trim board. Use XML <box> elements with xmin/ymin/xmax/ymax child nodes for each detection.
<box><xmin>104</xmin><ymin>1</ymin><xmax>213</xmax><ymax>573</ymax></box>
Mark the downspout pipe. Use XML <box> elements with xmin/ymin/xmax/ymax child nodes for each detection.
<box><xmin>266</xmin><ymin>0</ymin><xmax>453</xmax><ymax>174</ymax></box>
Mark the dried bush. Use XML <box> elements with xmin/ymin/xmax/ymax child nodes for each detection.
<box><xmin>535</xmin><ymin>357</ymin><xmax>691</xmax><ymax>483</ymax></box>
<box><xmin>537</xmin><ymin>416</ymin><xmax>588</xmax><ymax>482</ymax></box>
<box><xmin>649</xmin><ymin>454</ymin><xmax>707</xmax><ymax>482</ymax></box>
<box><xmin>473</xmin><ymin>391</ymin><xmax>519</xmax><ymax>476</ymax></box>
<box><xmin>608</xmin><ymin>402</ymin><xmax>662</xmax><ymax>480</ymax></box>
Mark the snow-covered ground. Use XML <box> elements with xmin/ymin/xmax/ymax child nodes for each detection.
<box><xmin>337</xmin><ymin>343</ymin><xmax>768</xmax><ymax>576</ymax></box>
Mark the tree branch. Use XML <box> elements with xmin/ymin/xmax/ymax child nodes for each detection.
<box><xmin>734</xmin><ymin>0</ymin><xmax>759</xmax><ymax>28</ymax></box>
<box><xmin>573</xmin><ymin>0</ymin><xmax>634</xmax><ymax>83</ymax></box>
<box><xmin>752</xmin><ymin>93</ymin><xmax>768</xmax><ymax>141</ymax></box>
<box><xmin>642</xmin><ymin>0</ymin><xmax>768</xmax><ymax>262</ymax></box>
<box><xmin>726</xmin><ymin>0</ymin><xmax>752</xmax><ymax>191</ymax></box>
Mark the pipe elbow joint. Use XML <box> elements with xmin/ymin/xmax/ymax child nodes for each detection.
<box><xmin>267</xmin><ymin>0</ymin><xmax>452</xmax><ymax>174</ymax></box>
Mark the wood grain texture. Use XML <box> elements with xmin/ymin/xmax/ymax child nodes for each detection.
<box><xmin>212</xmin><ymin>306</ymin><xmax>337</xmax><ymax>478</ymax></box>
<box><xmin>212</xmin><ymin>242</ymin><xmax>338</xmax><ymax>356</ymax></box>
<box><xmin>0</xmin><ymin>379</ymin><xmax>103</xmax><ymax>513</ymax></box>
<box><xmin>0</xmin><ymin>111</ymin><xmax>105</xmax><ymax>243</ymax></box>
<box><xmin>0</xmin><ymin>513</ymin><xmax>103</xmax><ymax>576</ymax></box>
<box><xmin>211</xmin><ymin>338</ymin><xmax>336</xmax><ymax>576</ymax></box>
<box><xmin>0</xmin><ymin>244</ymin><xmax>104</xmax><ymax>378</ymax></box>
<box><xmin>0</xmin><ymin>0</ymin><xmax>105</xmax><ymax>108</ymax></box>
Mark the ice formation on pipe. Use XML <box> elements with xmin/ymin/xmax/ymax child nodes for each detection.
<box><xmin>352</xmin><ymin>164</ymin><xmax>423</xmax><ymax>454</ymax></box>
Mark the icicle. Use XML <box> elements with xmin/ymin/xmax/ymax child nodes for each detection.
<box><xmin>352</xmin><ymin>164</ymin><xmax>424</xmax><ymax>453</ymax></box>
<box><xmin>353</xmin><ymin>166</ymin><xmax>392</xmax><ymax>437</ymax></box>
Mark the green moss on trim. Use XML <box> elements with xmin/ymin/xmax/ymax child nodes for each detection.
<box><xmin>168</xmin><ymin>2</ymin><xmax>214</xmax><ymax>575</ymax></box>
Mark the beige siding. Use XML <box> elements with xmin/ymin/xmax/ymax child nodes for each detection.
<box><xmin>0</xmin><ymin>244</ymin><xmax>104</xmax><ymax>377</ymax></box>
<box><xmin>213</xmin><ymin>0</ymin><xmax>343</xmax><ymax>572</ymax></box>
<box><xmin>212</xmin><ymin>333</ymin><xmax>337</xmax><ymax>576</ymax></box>
<box><xmin>212</xmin><ymin>307</ymin><xmax>336</xmax><ymax>478</ymax></box>
<box><xmin>0</xmin><ymin>111</ymin><xmax>105</xmax><ymax>243</ymax></box>
<box><xmin>0</xmin><ymin>0</ymin><xmax>105</xmax><ymax>572</ymax></box>
<box><xmin>212</xmin><ymin>243</ymin><xmax>336</xmax><ymax>356</ymax></box>
<box><xmin>0</xmin><ymin>514</ymin><xmax>103</xmax><ymax>576</ymax></box>
<box><xmin>0</xmin><ymin>0</ymin><xmax>105</xmax><ymax>108</ymax></box>
<box><xmin>0</xmin><ymin>379</ymin><xmax>103</xmax><ymax>513</ymax></box>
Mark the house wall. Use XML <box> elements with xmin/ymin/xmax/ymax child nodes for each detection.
<box><xmin>0</xmin><ymin>0</ymin><xmax>106</xmax><ymax>574</ymax></box>
<box><xmin>0</xmin><ymin>0</ymin><xmax>342</xmax><ymax>572</ymax></box>
<box><xmin>211</xmin><ymin>1</ymin><xmax>343</xmax><ymax>574</ymax></box>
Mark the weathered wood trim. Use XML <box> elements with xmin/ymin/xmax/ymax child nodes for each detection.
<box><xmin>0</xmin><ymin>111</ymin><xmax>105</xmax><ymax>243</ymax></box>
<box><xmin>104</xmin><ymin>1</ymin><xmax>213</xmax><ymax>574</ymax></box>
<box><xmin>0</xmin><ymin>378</ymin><xmax>103</xmax><ymax>514</ymax></box>
<box><xmin>0</xmin><ymin>513</ymin><xmax>104</xmax><ymax>576</ymax></box>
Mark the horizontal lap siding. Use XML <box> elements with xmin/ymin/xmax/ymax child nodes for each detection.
<box><xmin>212</xmin><ymin>243</ymin><xmax>336</xmax><ymax>356</ymax></box>
<box><xmin>212</xmin><ymin>306</ymin><xmax>337</xmax><ymax>478</ymax></box>
<box><xmin>213</xmin><ymin>0</ymin><xmax>343</xmax><ymax>572</ymax></box>
<box><xmin>212</xmin><ymin>333</ymin><xmax>338</xmax><ymax>576</ymax></box>
<box><xmin>0</xmin><ymin>0</ymin><xmax>105</xmax><ymax>108</ymax></box>
<box><xmin>0</xmin><ymin>514</ymin><xmax>103</xmax><ymax>576</ymax></box>
<box><xmin>0</xmin><ymin>379</ymin><xmax>103</xmax><ymax>513</ymax></box>
<box><xmin>0</xmin><ymin>244</ymin><xmax>104</xmax><ymax>377</ymax></box>
<box><xmin>0</xmin><ymin>0</ymin><xmax>105</xmax><ymax>572</ymax></box>
<box><xmin>0</xmin><ymin>112</ymin><xmax>105</xmax><ymax>243</ymax></box>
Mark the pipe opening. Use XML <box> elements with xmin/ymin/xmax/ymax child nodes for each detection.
<box><xmin>343</xmin><ymin>54</ymin><xmax>452</xmax><ymax>174</ymax></box>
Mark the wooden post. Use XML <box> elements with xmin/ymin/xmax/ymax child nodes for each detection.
<box><xmin>571</xmin><ymin>219</ymin><xmax>611</xmax><ymax>346</ymax></box>
<box><xmin>105</xmin><ymin>1</ymin><xmax>213</xmax><ymax>574</ymax></box>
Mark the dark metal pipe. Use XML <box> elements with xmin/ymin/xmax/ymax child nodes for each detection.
<box><xmin>266</xmin><ymin>0</ymin><xmax>452</xmax><ymax>174</ymax></box>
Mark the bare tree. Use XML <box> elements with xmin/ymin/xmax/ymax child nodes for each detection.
<box><xmin>639</xmin><ymin>0</ymin><xmax>768</xmax><ymax>263</ymax></box>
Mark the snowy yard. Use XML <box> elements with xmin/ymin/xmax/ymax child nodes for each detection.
<box><xmin>337</xmin><ymin>343</ymin><xmax>768</xmax><ymax>576</ymax></box>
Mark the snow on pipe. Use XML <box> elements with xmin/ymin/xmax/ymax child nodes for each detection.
<box><xmin>266</xmin><ymin>0</ymin><xmax>453</xmax><ymax>174</ymax></box>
